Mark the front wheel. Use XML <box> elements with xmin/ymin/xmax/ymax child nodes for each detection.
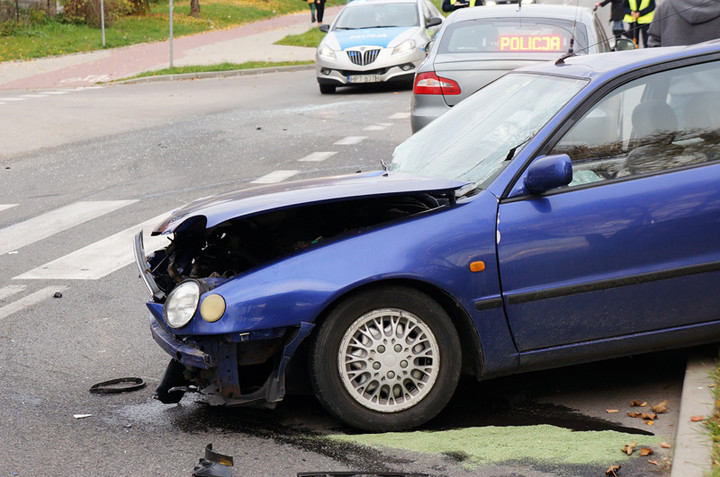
<box><xmin>309</xmin><ymin>286</ymin><xmax>461</xmax><ymax>432</ymax></box>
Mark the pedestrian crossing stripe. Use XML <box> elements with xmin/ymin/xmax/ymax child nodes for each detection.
<box><xmin>0</xmin><ymin>204</ymin><xmax>17</xmax><ymax>213</ymax></box>
<box><xmin>0</xmin><ymin>200</ymin><xmax>137</xmax><ymax>256</ymax></box>
<box><xmin>0</xmin><ymin>284</ymin><xmax>25</xmax><ymax>301</ymax></box>
<box><xmin>0</xmin><ymin>286</ymin><xmax>68</xmax><ymax>321</ymax></box>
<box><xmin>14</xmin><ymin>212</ymin><xmax>170</xmax><ymax>280</ymax></box>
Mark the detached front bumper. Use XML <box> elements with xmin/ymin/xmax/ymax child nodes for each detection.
<box><xmin>150</xmin><ymin>315</ymin><xmax>314</xmax><ymax>406</ymax></box>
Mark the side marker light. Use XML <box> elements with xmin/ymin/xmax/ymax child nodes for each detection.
<box><xmin>470</xmin><ymin>261</ymin><xmax>486</xmax><ymax>272</ymax></box>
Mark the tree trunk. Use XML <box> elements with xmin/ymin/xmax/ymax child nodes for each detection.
<box><xmin>190</xmin><ymin>0</ymin><xmax>200</xmax><ymax>17</ymax></box>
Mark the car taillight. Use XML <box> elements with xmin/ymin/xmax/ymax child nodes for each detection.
<box><xmin>413</xmin><ymin>72</ymin><xmax>461</xmax><ymax>95</ymax></box>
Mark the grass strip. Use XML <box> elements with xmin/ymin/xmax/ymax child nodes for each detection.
<box><xmin>125</xmin><ymin>60</ymin><xmax>313</xmax><ymax>79</ymax></box>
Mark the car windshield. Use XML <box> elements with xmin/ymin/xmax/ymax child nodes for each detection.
<box><xmin>391</xmin><ymin>72</ymin><xmax>586</xmax><ymax>188</ymax></box>
<box><xmin>438</xmin><ymin>19</ymin><xmax>588</xmax><ymax>55</ymax></box>
<box><xmin>334</xmin><ymin>3</ymin><xmax>419</xmax><ymax>29</ymax></box>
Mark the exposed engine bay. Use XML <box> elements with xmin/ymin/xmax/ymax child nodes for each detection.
<box><xmin>147</xmin><ymin>193</ymin><xmax>452</xmax><ymax>298</ymax></box>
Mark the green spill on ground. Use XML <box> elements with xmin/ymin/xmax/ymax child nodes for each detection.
<box><xmin>329</xmin><ymin>425</ymin><xmax>664</xmax><ymax>468</ymax></box>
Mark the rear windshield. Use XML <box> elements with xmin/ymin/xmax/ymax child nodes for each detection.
<box><xmin>438</xmin><ymin>18</ymin><xmax>588</xmax><ymax>54</ymax></box>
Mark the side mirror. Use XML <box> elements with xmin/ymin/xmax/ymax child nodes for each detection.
<box><xmin>524</xmin><ymin>154</ymin><xmax>572</xmax><ymax>194</ymax></box>
<box><xmin>507</xmin><ymin>154</ymin><xmax>572</xmax><ymax>197</ymax></box>
<box><xmin>426</xmin><ymin>17</ymin><xmax>442</xmax><ymax>28</ymax></box>
<box><xmin>613</xmin><ymin>38</ymin><xmax>636</xmax><ymax>51</ymax></box>
<box><xmin>319</xmin><ymin>24</ymin><xmax>330</xmax><ymax>33</ymax></box>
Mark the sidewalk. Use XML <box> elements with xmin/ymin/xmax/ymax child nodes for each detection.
<box><xmin>0</xmin><ymin>6</ymin><xmax>340</xmax><ymax>90</ymax></box>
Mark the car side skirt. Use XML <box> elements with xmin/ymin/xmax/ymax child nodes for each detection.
<box><xmin>516</xmin><ymin>319</ymin><xmax>720</xmax><ymax>373</ymax></box>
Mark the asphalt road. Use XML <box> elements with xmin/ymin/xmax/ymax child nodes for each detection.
<box><xmin>0</xmin><ymin>70</ymin><xmax>686</xmax><ymax>476</ymax></box>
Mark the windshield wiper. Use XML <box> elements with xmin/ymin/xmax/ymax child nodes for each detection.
<box><xmin>505</xmin><ymin>137</ymin><xmax>532</xmax><ymax>161</ymax></box>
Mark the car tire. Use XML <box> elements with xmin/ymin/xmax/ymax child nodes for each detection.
<box><xmin>319</xmin><ymin>84</ymin><xmax>336</xmax><ymax>94</ymax></box>
<box><xmin>309</xmin><ymin>286</ymin><xmax>461</xmax><ymax>432</ymax></box>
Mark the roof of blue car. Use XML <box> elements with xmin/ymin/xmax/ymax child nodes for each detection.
<box><xmin>513</xmin><ymin>39</ymin><xmax>720</xmax><ymax>82</ymax></box>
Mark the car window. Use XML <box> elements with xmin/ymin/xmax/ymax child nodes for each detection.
<box><xmin>392</xmin><ymin>73</ymin><xmax>586</xmax><ymax>187</ymax></box>
<box><xmin>438</xmin><ymin>19</ymin><xmax>589</xmax><ymax>54</ymax></box>
<box><xmin>424</xmin><ymin>0</ymin><xmax>441</xmax><ymax>18</ymax></box>
<box><xmin>420</xmin><ymin>0</ymin><xmax>431</xmax><ymax>22</ymax></box>
<box><xmin>549</xmin><ymin>61</ymin><xmax>720</xmax><ymax>187</ymax></box>
<box><xmin>592</xmin><ymin>14</ymin><xmax>611</xmax><ymax>52</ymax></box>
<box><xmin>334</xmin><ymin>3</ymin><xmax>420</xmax><ymax>29</ymax></box>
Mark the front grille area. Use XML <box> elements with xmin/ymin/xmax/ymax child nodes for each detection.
<box><xmin>347</xmin><ymin>49</ymin><xmax>381</xmax><ymax>66</ymax></box>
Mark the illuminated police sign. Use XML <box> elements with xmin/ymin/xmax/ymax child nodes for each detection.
<box><xmin>499</xmin><ymin>35</ymin><xmax>563</xmax><ymax>52</ymax></box>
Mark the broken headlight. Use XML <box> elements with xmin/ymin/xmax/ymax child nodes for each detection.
<box><xmin>164</xmin><ymin>279</ymin><xmax>202</xmax><ymax>329</ymax></box>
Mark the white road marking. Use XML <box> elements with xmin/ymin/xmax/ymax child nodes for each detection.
<box><xmin>334</xmin><ymin>136</ymin><xmax>366</xmax><ymax>145</ymax></box>
<box><xmin>0</xmin><ymin>97</ymin><xmax>27</xmax><ymax>102</ymax></box>
<box><xmin>43</xmin><ymin>91</ymin><xmax>69</xmax><ymax>95</ymax></box>
<box><xmin>389</xmin><ymin>112</ymin><xmax>411</xmax><ymax>119</ymax></box>
<box><xmin>378</xmin><ymin>123</ymin><xmax>393</xmax><ymax>127</ymax></box>
<box><xmin>0</xmin><ymin>284</ymin><xmax>26</xmax><ymax>301</ymax></box>
<box><xmin>0</xmin><ymin>200</ymin><xmax>137</xmax><ymax>256</ymax></box>
<box><xmin>298</xmin><ymin>151</ymin><xmax>337</xmax><ymax>162</ymax></box>
<box><xmin>60</xmin><ymin>76</ymin><xmax>110</xmax><ymax>84</ymax></box>
<box><xmin>0</xmin><ymin>204</ymin><xmax>18</xmax><ymax>213</ymax></box>
<box><xmin>20</xmin><ymin>94</ymin><xmax>48</xmax><ymax>98</ymax></box>
<box><xmin>0</xmin><ymin>286</ymin><xmax>68</xmax><ymax>321</ymax></box>
<box><xmin>14</xmin><ymin>213</ymin><xmax>171</xmax><ymax>280</ymax></box>
<box><xmin>363</xmin><ymin>125</ymin><xmax>386</xmax><ymax>131</ymax></box>
<box><xmin>251</xmin><ymin>170</ymin><xmax>299</xmax><ymax>184</ymax></box>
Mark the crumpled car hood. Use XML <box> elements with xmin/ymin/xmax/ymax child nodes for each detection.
<box><xmin>152</xmin><ymin>171</ymin><xmax>469</xmax><ymax>235</ymax></box>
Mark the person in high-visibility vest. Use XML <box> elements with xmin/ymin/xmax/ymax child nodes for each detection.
<box><xmin>623</xmin><ymin>0</ymin><xmax>656</xmax><ymax>47</ymax></box>
<box><xmin>442</xmin><ymin>0</ymin><xmax>484</xmax><ymax>12</ymax></box>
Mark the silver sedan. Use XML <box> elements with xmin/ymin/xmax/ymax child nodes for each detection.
<box><xmin>410</xmin><ymin>4</ymin><xmax>615</xmax><ymax>132</ymax></box>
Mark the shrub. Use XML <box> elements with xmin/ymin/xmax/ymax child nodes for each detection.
<box><xmin>61</xmin><ymin>0</ymin><xmax>133</xmax><ymax>28</ymax></box>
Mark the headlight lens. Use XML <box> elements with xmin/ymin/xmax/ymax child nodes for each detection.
<box><xmin>318</xmin><ymin>46</ymin><xmax>337</xmax><ymax>59</ymax></box>
<box><xmin>392</xmin><ymin>40</ymin><xmax>416</xmax><ymax>55</ymax></box>
<box><xmin>164</xmin><ymin>280</ymin><xmax>201</xmax><ymax>329</ymax></box>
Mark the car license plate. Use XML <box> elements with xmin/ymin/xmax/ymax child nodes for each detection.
<box><xmin>348</xmin><ymin>75</ymin><xmax>381</xmax><ymax>83</ymax></box>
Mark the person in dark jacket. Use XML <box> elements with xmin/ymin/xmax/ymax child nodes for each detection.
<box><xmin>648</xmin><ymin>0</ymin><xmax>720</xmax><ymax>46</ymax></box>
<box><xmin>315</xmin><ymin>0</ymin><xmax>326</xmax><ymax>25</ymax></box>
<box><xmin>596</xmin><ymin>0</ymin><xmax>626</xmax><ymax>40</ymax></box>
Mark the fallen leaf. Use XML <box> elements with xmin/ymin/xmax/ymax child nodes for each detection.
<box><xmin>648</xmin><ymin>460</ymin><xmax>659</xmax><ymax>466</ymax></box>
<box><xmin>659</xmin><ymin>442</ymin><xmax>671</xmax><ymax>449</ymax></box>
<box><xmin>621</xmin><ymin>442</ymin><xmax>636</xmax><ymax>455</ymax></box>
<box><xmin>606</xmin><ymin>409</ymin><xmax>620</xmax><ymax>413</ymax></box>
<box><xmin>691</xmin><ymin>415</ymin><xmax>705</xmax><ymax>422</ymax></box>
<box><xmin>630</xmin><ymin>400</ymin><xmax>647</xmax><ymax>407</ymax></box>
<box><xmin>639</xmin><ymin>448</ymin><xmax>654</xmax><ymax>456</ymax></box>
<box><xmin>605</xmin><ymin>464</ymin><xmax>621</xmax><ymax>476</ymax></box>
<box><xmin>628</xmin><ymin>412</ymin><xmax>657</xmax><ymax>420</ymax></box>
<box><xmin>644</xmin><ymin>419</ymin><xmax>655</xmax><ymax>426</ymax></box>
<box><xmin>651</xmin><ymin>400</ymin><xmax>668</xmax><ymax>414</ymax></box>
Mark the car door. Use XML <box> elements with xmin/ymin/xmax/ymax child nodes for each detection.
<box><xmin>496</xmin><ymin>59</ymin><xmax>720</xmax><ymax>354</ymax></box>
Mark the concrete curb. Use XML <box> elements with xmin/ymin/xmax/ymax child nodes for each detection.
<box><xmin>671</xmin><ymin>350</ymin><xmax>715</xmax><ymax>477</ymax></box>
<box><xmin>116</xmin><ymin>63</ymin><xmax>316</xmax><ymax>85</ymax></box>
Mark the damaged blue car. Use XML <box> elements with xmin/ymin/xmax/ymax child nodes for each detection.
<box><xmin>136</xmin><ymin>40</ymin><xmax>720</xmax><ymax>432</ymax></box>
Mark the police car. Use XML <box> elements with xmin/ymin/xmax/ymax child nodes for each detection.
<box><xmin>316</xmin><ymin>0</ymin><xmax>443</xmax><ymax>94</ymax></box>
